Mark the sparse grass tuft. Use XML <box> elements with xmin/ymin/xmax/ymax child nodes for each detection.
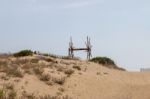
<box><xmin>30</xmin><ymin>59</ymin><xmax>39</xmax><ymax>63</ymax></box>
<box><xmin>64</xmin><ymin>69</ymin><xmax>74</xmax><ymax>76</ymax></box>
<box><xmin>62</xmin><ymin>95</ymin><xmax>72</xmax><ymax>99</ymax></box>
<box><xmin>5</xmin><ymin>83</ymin><xmax>14</xmax><ymax>90</ymax></box>
<box><xmin>58</xmin><ymin>87</ymin><xmax>65</xmax><ymax>92</ymax></box>
<box><xmin>53</xmin><ymin>77</ymin><xmax>66</xmax><ymax>85</ymax></box>
<box><xmin>40</xmin><ymin>74</ymin><xmax>50</xmax><ymax>81</ymax></box>
<box><xmin>73</xmin><ymin>65</ymin><xmax>81</xmax><ymax>70</ymax></box>
<box><xmin>39</xmin><ymin>95</ymin><xmax>59</xmax><ymax>99</ymax></box>
<box><xmin>0</xmin><ymin>89</ymin><xmax>6</xmax><ymax>99</ymax></box>
<box><xmin>8</xmin><ymin>90</ymin><xmax>17</xmax><ymax>99</ymax></box>
<box><xmin>44</xmin><ymin>58</ymin><xmax>54</xmax><ymax>62</ymax></box>
<box><xmin>57</xmin><ymin>66</ymin><xmax>65</xmax><ymax>72</ymax></box>
<box><xmin>6</xmin><ymin>66</ymin><xmax>24</xmax><ymax>78</ymax></box>
<box><xmin>33</xmin><ymin>67</ymin><xmax>44</xmax><ymax>75</ymax></box>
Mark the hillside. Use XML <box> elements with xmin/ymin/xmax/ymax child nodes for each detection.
<box><xmin>0</xmin><ymin>55</ymin><xmax>150</xmax><ymax>99</ymax></box>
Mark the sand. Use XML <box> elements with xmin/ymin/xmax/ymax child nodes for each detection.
<box><xmin>0</xmin><ymin>55</ymin><xmax>150</xmax><ymax>99</ymax></box>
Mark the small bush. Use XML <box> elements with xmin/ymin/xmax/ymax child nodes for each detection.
<box><xmin>13</xmin><ymin>50</ymin><xmax>33</xmax><ymax>57</ymax></box>
<box><xmin>73</xmin><ymin>65</ymin><xmax>81</xmax><ymax>70</ymax></box>
<box><xmin>90</xmin><ymin>57</ymin><xmax>116</xmax><ymax>66</ymax></box>
<box><xmin>5</xmin><ymin>83</ymin><xmax>14</xmax><ymax>90</ymax></box>
<box><xmin>39</xmin><ymin>95</ymin><xmax>59</xmax><ymax>99</ymax></box>
<box><xmin>22</xmin><ymin>93</ymin><xmax>36</xmax><ymax>99</ymax></box>
<box><xmin>8</xmin><ymin>90</ymin><xmax>17</xmax><ymax>99</ymax></box>
<box><xmin>0</xmin><ymin>89</ymin><xmax>5</xmax><ymax>99</ymax></box>
<box><xmin>58</xmin><ymin>87</ymin><xmax>65</xmax><ymax>92</ymax></box>
<box><xmin>6</xmin><ymin>66</ymin><xmax>24</xmax><ymax>78</ymax></box>
<box><xmin>90</xmin><ymin>57</ymin><xmax>125</xmax><ymax>71</ymax></box>
<box><xmin>33</xmin><ymin>67</ymin><xmax>43</xmax><ymax>75</ymax></box>
<box><xmin>64</xmin><ymin>69</ymin><xmax>74</xmax><ymax>76</ymax></box>
<box><xmin>44</xmin><ymin>58</ymin><xmax>53</xmax><ymax>62</ymax></box>
<box><xmin>30</xmin><ymin>59</ymin><xmax>39</xmax><ymax>63</ymax></box>
<box><xmin>40</xmin><ymin>74</ymin><xmax>50</xmax><ymax>81</ymax></box>
<box><xmin>62</xmin><ymin>95</ymin><xmax>72</xmax><ymax>99</ymax></box>
<box><xmin>53</xmin><ymin>77</ymin><xmax>65</xmax><ymax>85</ymax></box>
<box><xmin>57</xmin><ymin>66</ymin><xmax>65</xmax><ymax>72</ymax></box>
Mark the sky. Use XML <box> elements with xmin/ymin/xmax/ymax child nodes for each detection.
<box><xmin>0</xmin><ymin>0</ymin><xmax>150</xmax><ymax>71</ymax></box>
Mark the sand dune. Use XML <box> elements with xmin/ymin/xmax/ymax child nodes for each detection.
<box><xmin>0</xmin><ymin>55</ymin><xmax>150</xmax><ymax>99</ymax></box>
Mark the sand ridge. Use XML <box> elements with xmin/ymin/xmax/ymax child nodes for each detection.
<box><xmin>0</xmin><ymin>55</ymin><xmax>150</xmax><ymax>99</ymax></box>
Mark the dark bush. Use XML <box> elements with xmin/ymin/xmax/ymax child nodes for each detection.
<box><xmin>90</xmin><ymin>57</ymin><xmax>125</xmax><ymax>71</ymax></box>
<box><xmin>90</xmin><ymin>57</ymin><xmax>116</xmax><ymax>66</ymax></box>
<box><xmin>13</xmin><ymin>50</ymin><xmax>33</xmax><ymax>57</ymax></box>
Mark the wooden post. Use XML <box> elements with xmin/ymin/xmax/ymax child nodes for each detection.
<box><xmin>68</xmin><ymin>36</ymin><xmax>92</xmax><ymax>60</ymax></box>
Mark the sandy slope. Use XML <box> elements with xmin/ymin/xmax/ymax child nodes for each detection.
<box><xmin>64</xmin><ymin>62</ymin><xmax>150</xmax><ymax>99</ymax></box>
<box><xmin>0</xmin><ymin>56</ymin><xmax>150</xmax><ymax>99</ymax></box>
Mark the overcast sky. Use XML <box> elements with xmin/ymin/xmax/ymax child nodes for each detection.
<box><xmin>0</xmin><ymin>0</ymin><xmax>150</xmax><ymax>71</ymax></box>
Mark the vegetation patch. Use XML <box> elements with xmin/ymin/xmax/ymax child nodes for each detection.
<box><xmin>90</xmin><ymin>57</ymin><xmax>125</xmax><ymax>71</ymax></box>
<box><xmin>53</xmin><ymin>77</ymin><xmax>66</xmax><ymax>85</ymax></box>
<box><xmin>13</xmin><ymin>50</ymin><xmax>33</xmax><ymax>57</ymax></box>
<box><xmin>30</xmin><ymin>59</ymin><xmax>39</xmax><ymax>63</ymax></box>
<box><xmin>6</xmin><ymin>66</ymin><xmax>24</xmax><ymax>78</ymax></box>
<box><xmin>64</xmin><ymin>69</ymin><xmax>74</xmax><ymax>76</ymax></box>
<box><xmin>40</xmin><ymin>74</ymin><xmax>50</xmax><ymax>81</ymax></box>
<box><xmin>73</xmin><ymin>65</ymin><xmax>81</xmax><ymax>70</ymax></box>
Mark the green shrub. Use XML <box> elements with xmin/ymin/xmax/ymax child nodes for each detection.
<box><xmin>13</xmin><ymin>50</ymin><xmax>33</xmax><ymax>57</ymax></box>
<box><xmin>90</xmin><ymin>57</ymin><xmax>125</xmax><ymax>71</ymax></box>
<box><xmin>90</xmin><ymin>57</ymin><xmax>116</xmax><ymax>66</ymax></box>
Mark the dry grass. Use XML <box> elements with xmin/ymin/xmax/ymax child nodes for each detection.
<box><xmin>73</xmin><ymin>65</ymin><xmax>81</xmax><ymax>70</ymax></box>
<box><xmin>4</xmin><ymin>83</ymin><xmax>14</xmax><ymax>90</ymax></box>
<box><xmin>0</xmin><ymin>84</ymin><xmax>16</xmax><ymax>99</ymax></box>
<box><xmin>4</xmin><ymin>65</ymin><xmax>24</xmax><ymax>78</ymax></box>
<box><xmin>30</xmin><ymin>59</ymin><xmax>39</xmax><ymax>64</ymax></box>
<box><xmin>40</xmin><ymin>74</ymin><xmax>50</xmax><ymax>81</ymax></box>
<box><xmin>8</xmin><ymin>89</ymin><xmax>17</xmax><ymax>99</ymax></box>
<box><xmin>64</xmin><ymin>69</ymin><xmax>74</xmax><ymax>77</ymax></box>
<box><xmin>0</xmin><ymin>89</ymin><xmax>6</xmax><ymax>99</ymax></box>
<box><xmin>57</xmin><ymin>66</ymin><xmax>65</xmax><ymax>72</ymax></box>
<box><xmin>58</xmin><ymin>87</ymin><xmax>65</xmax><ymax>92</ymax></box>
<box><xmin>33</xmin><ymin>67</ymin><xmax>44</xmax><ymax>75</ymax></box>
<box><xmin>53</xmin><ymin>77</ymin><xmax>66</xmax><ymax>85</ymax></box>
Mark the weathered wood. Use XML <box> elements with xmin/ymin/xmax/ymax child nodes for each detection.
<box><xmin>68</xmin><ymin>36</ymin><xmax>92</xmax><ymax>60</ymax></box>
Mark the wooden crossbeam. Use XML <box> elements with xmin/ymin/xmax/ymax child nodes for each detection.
<box><xmin>68</xmin><ymin>36</ymin><xmax>92</xmax><ymax>60</ymax></box>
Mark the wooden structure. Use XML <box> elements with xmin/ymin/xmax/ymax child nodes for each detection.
<box><xmin>68</xmin><ymin>36</ymin><xmax>92</xmax><ymax>60</ymax></box>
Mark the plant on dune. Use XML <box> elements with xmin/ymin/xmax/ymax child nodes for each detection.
<box><xmin>5</xmin><ymin>83</ymin><xmax>14</xmax><ymax>90</ymax></box>
<box><xmin>0</xmin><ymin>89</ymin><xmax>6</xmax><ymax>99</ymax></box>
<box><xmin>90</xmin><ymin>57</ymin><xmax>116</xmax><ymax>66</ymax></box>
<box><xmin>73</xmin><ymin>65</ymin><xmax>81</xmax><ymax>70</ymax></box>
<box><xmin>40</xmin><ymin>74</ymin><xmax>50</xmax><ymax>81</ymax></box>
<box><xmin>53</xmin><ymin>77</ymin><xmax>66</xmax><ymax>85</ymax></box>
<box><xmin>64</xmin><ymin>69</ymin><xmax>74</xmax><ymax>77</ymax></box>
<box><xmin>30</xmin><ymin>59</ymin><xmax>39</xmax><ymax>63</ymax></box>
<box><xmin>33</xmin><ymin>67</ymin><xmax>44</xmax><ymax>75</ymax></box>
<box><xmin>90</xmin><ymin>57</ymin><xmax>126</xmax><ymax>71</ymax></box>
<box><xmin>39</xmin><ymin>95</ymin><xmax>59</xmax><ymax>99</ymax></box>
<box><xmin>13</xmin><ymin>50</ymin><xmax>33</xmax><ymax>57</ymax></box>
<box><xmin>6</xmin><ymin>66</ymin><xmax>24</xmax><ymax>78</ymax></box>
<box><xmin>8</xmin><ymin>90</ymin><xmax>17</xmax><ymax>99</ymax></box>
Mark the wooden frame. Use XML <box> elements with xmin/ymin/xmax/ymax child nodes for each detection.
<box><xmin>68</xmin><ymin>36</ymin><xmax>92</xmax><ymax>60</ymax></box>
